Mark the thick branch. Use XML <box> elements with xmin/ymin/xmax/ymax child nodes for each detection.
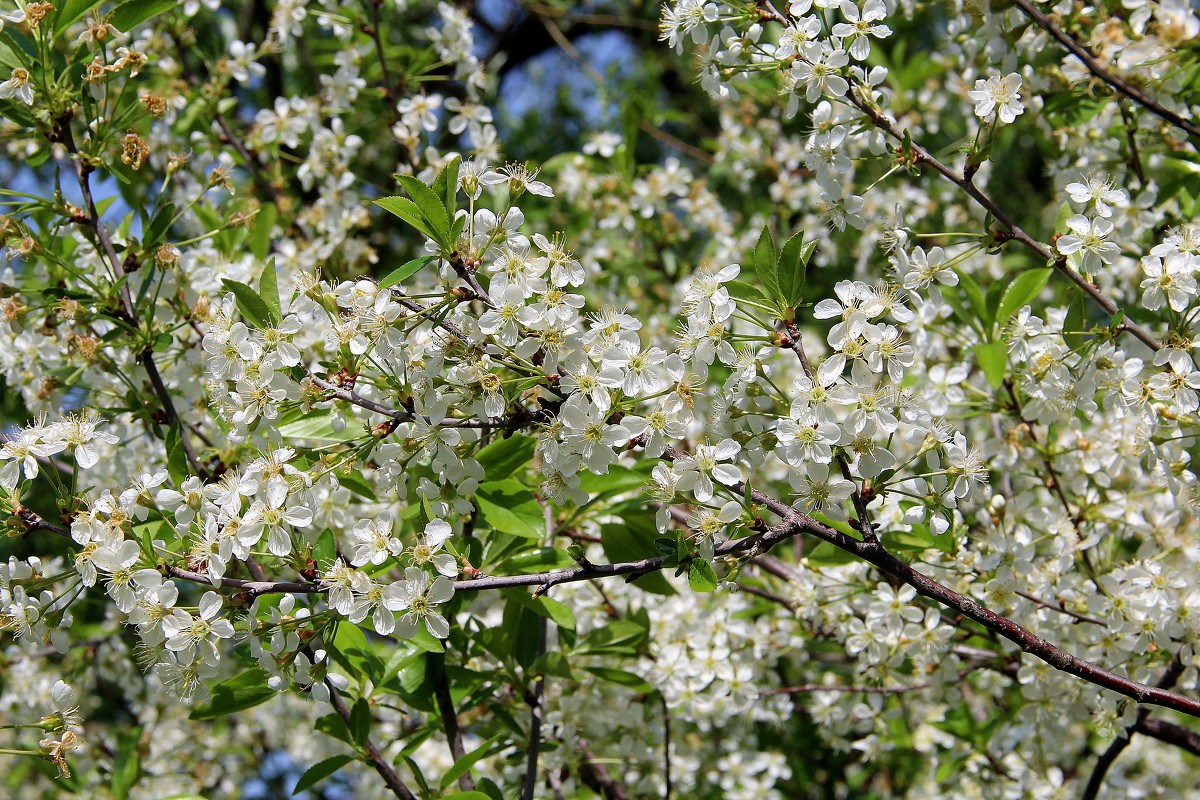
<box><xmin>1010</xmin><ymin>0</ymin><xmax>1200</xmax><ymax>140</ymax></box>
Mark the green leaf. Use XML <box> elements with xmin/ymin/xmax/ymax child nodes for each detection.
<box><xmin>531</xmin><ymin>651</ymin><xmax>574</xmax><ymax>680</ymax></box>
<box><xmin>55</xmin><ymin>0</ymin><xmax>107</xmax><ymax>33</ymax></box>
<box><xmin>474</xmin><ymin>434</ymin><xmax>536</xmax><ymax>481</ymax></box>
<box><xmin>258</xmin><ymin>257</ymin><xmax>282</xmax><ymax>326</ymax></box>
<box><xmin>600</xmin><ymin>517</ymin><xmax>674</xmax><ymax>595</ymax></box>
<box><xmin>583</xmin><ymin>666</ymin><xmax>652</xmax><ymax>693</ymax></box>
<box><xmin>974</xmin><ymin>340</ymin><xmax>1008</xmax><ymax>389</ymax></box>
<box><xmin>314</xmin><ymin>713</ymin><xmax>353</xmax><ymax>745</ymax></box>
<box><xmin>293</xmin><ymin>755</ymin><xmax>354</xmax><ymax>795</ymax></box>
<box><xmin>777</xmin><ymin>231</ymin><xmax>815</xmax><ymax>308</ymax></box>
<box><xmin>726</xmin><ymin>279</ymin><xmax>770</xmax><ymax>303</ymax></box>
<box><xmin>994</xmin><ymin>268</ymin><xmax>1051</xmax><ymax>331</ymax></box>
<box><xmin>501</xmin><ymin>547</ymin><xmax>575</xmax><ymax>574</ymax></box>
<box><xmin>476</xmin><ymin>480</ymin><xmax>544</xmax><ymax>539</ymax></box>
<box><xmin>145</xmin><ymin>202</ymin><xmax>176</xmax><ymax>246</ymax></box>
<box><xmin>439</xmin><ymin>735</ymin><xmax>504</xmax><ymax>790</ymax></box>
<box><xmin>502</xmin><ymin>589</ymin><xmax>575</xmax><ymax>630</ymax></box>
<box><xmin>441</xmin><ymin>793</ymin><xmax>494</xmax><ymax>800</ymax></box>
<box><xmin>577</xmin><ymin>463</ymin><xmax>652</xmax><ymax>499</ymax></box>
<box><xmin>955</xmin><ymin>269</ymin><xmax>992</xmax><ymax>336</ymax></box>
<box><xmin>220</xmin><ymin>278</ymin><xmax>272</xmax><ymax>328</ymax></box>
<box><xmin>805</xmin><ymin>542</ymin><xmax>860</xmax><ymax>567</ymax></box>
<box><xmin>349</xmin><ymin>697</ymin><xmax>371</xmax><ymax>746</ymax></box>
<box><xmin>752</xmin><ymin>225</ymin><xmax>781</xmax><ymax>303</ymax></box>
<box><xmin>164</xmin><ymin>422</ymin><xmax>189</xmax><ymax>486</ymax></box>
<box><xmin>110</xmin><ymin>0</ymin><xmax>178</xmax><ymax>31</ymax></box>
<box><xmin>111</xmin><ymin>726</ymin><xmax>142</xmax><ymax>800</ymax></box>
<box><xmin>395</xmin><ymin>175</ymin><xmax>451</xmax><ymax>246</ymax></box>
<box><xmin>1064</xmin><ymin>288</ymin><xmax>1086</xmax><ymax>350</ymax></box>
<box><xmin>378</xmin><ymin>255</ymin><xmax>436</xmax><ymax>289</ymax></box>
<box><xmin>375</xmin><ymin>196</ymin><xmax>440</xmax><ymax>242</ymax></box>
<box><xmin>250</xmin><ymin>202</ymin><xmax>277</xmax><ymax>260</ymax></box>
<box><xmin>432</xmin><ymin>156</ymin><xmax>462</xmax><ymax>221</ymax></box>
<box><xmin>278</xmin><ymin>409</ymin><xmax>358</xmax><ymax>444</ymax></box>
<box><xmin>189</xmin><ymin>669</ymin><xmax>276</xmax><ymax>720</ymax></box>
<box><xmin>688</xmin><ymin>558</ymin><xmax>718</xmax><ymax>592</ymax></box>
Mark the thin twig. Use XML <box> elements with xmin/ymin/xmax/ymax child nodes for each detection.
<box><xmin>1014</xmin><ymin>589</ymin><xmax>1107</xmax><ymax>626</ymax></box>
<box><xmin>326</xmin><ymin>679</ymin><xmax>418</xmax><ymax>800</ymax></box>
<box><xmin>838</xmin><ymin>85</ymin><xmax>1162</xmax><ymax>352</ymax></box>
<box><xmin>1010</xmin><ymin>0</ymin><xmax>1200</xmax><ymax>140</ymax></box>
<box><xmin>762</xmin><ymin>682</ymin><xmax>930</xmax><ymax>694</ymax></box>
<box><xmin>58</xmin><ymin>125</ymin><xmax>207</xmax><ymax>479</ymax></box>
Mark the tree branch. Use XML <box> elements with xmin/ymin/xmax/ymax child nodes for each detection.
<box><xmin>838</xmin><ymin>86</ymin><xmax>1162</xmax><ymax>352</ymax></box>
<box><xmin>1081</xmin><ymin>654</ymin><xmax>1186</xmax><ymax>800</ymax></box>
<box><xmin>326</xmin><ymin>679</ymin><xmax>418</xmax><ymax>800</ymax></box>
<box><xmin>57</xmin><ymin>125</ymin><xmax>208</xmax><ymax>479</ymax></box>
<box><xmin>432</xmin><ymin>653</ymin><xmax>476</xmax><ymax>792</ymax></box>
<box><xmin>1009</xmin><ymin>0</ymin><xmax>1200</xmax><ymax>140</ymax></box>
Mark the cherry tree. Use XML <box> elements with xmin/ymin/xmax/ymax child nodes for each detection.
<box><xmin>1</xmin><ymin>0</ymin><xmax>1199</xmax><ymax>797</ymax></box>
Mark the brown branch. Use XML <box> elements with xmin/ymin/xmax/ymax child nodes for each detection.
<box><xmin>576</xmin><ymin>743</ymin><xmax>632</xmax><ymax>800</ymax></box>
<box><xmin>326</xmin><ymin>678</ymin><xmax>417</xmax><ymax>800</ymax></box>
<box><xmin>1081</xmin><ymin>654</ymin><xmax>1186</xmax><ymax>800</ymax></box>
<box><xmin>1010</xmin><ymin>0</ymin><xmax>1200</xmax><ymax>140</ymax></box>
<box><xmin>840</xmin><ymin>86</ymin><xmax>1162</xmax><ymax>352</ymax></box>
<box><xmin>57</xmin><ymin>126</ymin><xmax>207</xmax><ymax>479</ymax></box>
<box><xmin>762</xmin><ymin>683</ymin><xmax>931</xmax><ymax>695</ymax></box>
<box><xmin>1133</xmin><ymin>716</ymin><xmax>1200</xmax><ymax>757</ymax></box>
<box><xmin>432</xmin><ymin>653</ymin><xmax>476</xmax><ymax>792</ymax></box>
<box><xmin>1014</xmin><ymin>589</ymin><xmax>1108</xmax><ymax>626</ymax></box>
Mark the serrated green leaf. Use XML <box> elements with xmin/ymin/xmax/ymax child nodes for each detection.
<box><xmin>531</xmin><ymin>651</ymin><xmax>574</xmax><ymax>680</ymax></box>
<box><xmin>250</xmin><ymin>202</ymin><xmax>277</xmax><ymax>260</ymax></box>
<box><xmin>501</xmin><ymin>546</ymin><xmax>575</xmax><ymax>573</ymax></box>
<box><xmin>189</xmin><ymin>669</ymin><xmax>276</xmax><ymax>720</ymax></box>
<box><xmin>955</xmin><ymin>269</ymin><xmax>992</xmax><ymax>336</ymax></box>
<box><xmin>220</xmin><ymin>278</ymin><xmax>272</xmax><ymax>328</ymax></box>
<box><xmin>476</xmin><ymin>480</ymin><xmax>543</xmax><ymax>539</ymax></box>
<box><xmin>110</xmin><ymin>0</ymin><xmax>178</xmax><ymax>31</ymax></box>
<box><xmin>687</xmin><ymin>558</ymin><xmax>718</xmax><ymax>592</ymax></box>
<box><xmin>777</xmin><ymin>231</ymin><xmax>814</xmax><ymax>308</ymax></box>
<box><xmin>726</xmin><ymin>279</ymin><xmax>770</xmax><ymax>303</ymax></box>
<box><xmin>293</xmin><ymin>755</ymin><xmax>354</xmax><ymax>795</ymax></box>
<box><xmin>375</xmin><ymin>196</ymin><xmax>439</xmax><ymax>242</ymax></box>
<box><xmin>474</xmin><ymin>434</ymin><xmax>536</xmax><ymax>481</ymax></box>
<box><xmin>378</xmin><ymin>255</ymin><xmax>436</xmax><ymax>289</ymax></box>
<box><xmin>439</xmin><ymin>735</ymin><xmax>504</xmax><ymax>791</ymax></box>
<box><xmin>805</xmin><ymin>542</ymin><xmax>860</xmax><ymax>567</ymax></box>
<box><xmin>395</xmin><ymin>175</ymin><xmax>451</xmax><ymax>246</ymax></box>
<box><xmin>974</xmin><ymin>340</ymin><xmax>1008</xmax><ymax>389</ymax></box>
<box><xmin>432</xmin><ymin>156</ymin><xmax>462</xmax><ymax>220</ymax></box>
<box><xmin>349</xmin><ymin>698</ymin><xmax>371</xmax><ymax>746</ymax></box>
<box><xmin>164</xmin><ymin>422</ymin><xmax>189</xmax><ymax>486</ymax></box>
<box><xmin>752</xmin><ymin>225</ymin><xmax>780</xmax><ymax>303</ymax></box>
<box><xmin>995</xmin><ymin>268</ymin><xmax>1052</xmax><ymax>332</ymax></box>
<box><xmin>583</xmin><ymin>666</ymin><xmax>653</xmax><ymax>692</ymax></box>
<box><xmin>258</xmin><ymin>257</ymin><xmax>282</xmax><ymax>325</ymax></box>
